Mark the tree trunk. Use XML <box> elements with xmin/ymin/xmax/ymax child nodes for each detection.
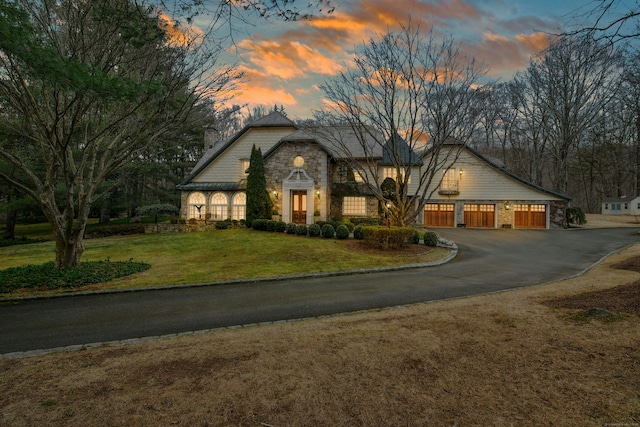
<box><xmin>54</xmin><ymin>232</ymin><xmax>85</xmax><ymax>269</ymax></box>
<box><xmin>3</xmin><ymin>208</ymin><xmax>16</xmax><ymax>240</ymax></box>
<box><xmin>99</xmin><ymin>194</ymin><xmax>111</xmax><ymax>225</ymax></box>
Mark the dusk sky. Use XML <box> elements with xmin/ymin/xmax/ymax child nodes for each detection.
<box><xmin>191</xmin><ymin>1</ymin><xmax>618</xmax><ymax>120</ymax></box>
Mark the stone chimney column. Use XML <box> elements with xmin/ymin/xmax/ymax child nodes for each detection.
<box><xmin>204</xmin><ymin>127</ymin><xmax>220</xmax><ymax>151</ymax></box>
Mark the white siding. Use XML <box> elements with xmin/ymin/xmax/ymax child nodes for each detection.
<box><xmin>193</xmin><ymin>127</ymin><xmax>296</xmax><ymax>183</ymax></box>
<box><xmin>422</xmin><ymin>150</ymin><xmax>564</xmax><ymax>201</ymax></box>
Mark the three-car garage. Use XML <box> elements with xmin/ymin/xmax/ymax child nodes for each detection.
<box><xmin>424</xmin><ymin>202</ymin><xmax>549</xmax><ymax>229</ymax></box>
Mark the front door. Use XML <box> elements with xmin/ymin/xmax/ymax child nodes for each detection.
<box><xmin>292</xmin><ymin>191</ymin><xmax>307</xmax><ymax>224</ymax></box>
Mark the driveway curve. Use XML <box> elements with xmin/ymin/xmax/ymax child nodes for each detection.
<box><xmin>2</xmin><ymin>228</ymin><xmax>638</xmax><ymax>354</ymax></box>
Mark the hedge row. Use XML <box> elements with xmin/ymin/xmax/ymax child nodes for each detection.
<box><xmin>250</xmin><ymin>219</ymin><xmax>353</xmax><ymax>239</ymax></box>
<box><xmin>361</xmin><ymin>226</ymin><xmax>416</xmax><ymax>249</ymax></box>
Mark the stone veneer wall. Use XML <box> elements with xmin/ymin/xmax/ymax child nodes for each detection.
<box><xmin>264</xmin><ymin>141</ymin><xmax>328</xmax><ymax>219</ymax></box>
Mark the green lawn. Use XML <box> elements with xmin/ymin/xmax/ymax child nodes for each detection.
<box><xmin>0</xmin><ymin>227</ymin><xmax>449</xmax><ymax>296</ymax></box>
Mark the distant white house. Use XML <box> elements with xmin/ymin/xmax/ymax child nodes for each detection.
<box><xmin>601</xmin><ymin>196</ymin><xmax>640</xmax><ymax>215</ymax></box>
<box><xmin>177</xmin><ymin>111</ymin><xmax>570</xmax><ymax>228</ymax></box>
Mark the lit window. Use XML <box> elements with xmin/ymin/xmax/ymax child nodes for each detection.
<box><xmin>354</xmin><ymin>170</ymin><xmax>364</xmax><ymax>183</ymax></box>
<box><xmin>210</xmin><ymin>192</ymin><xmax>228</xmax><ymax>220</ymax></box>
<box><xmin>441</xmin><ymin>169</ymin><xmax>457</xmax><ymax>191</ymax></box>
<box><xmin>382</xmin><ymin>167</ymin><xmax>410</xmax><ymax>183</ymax></box>
<box><xmin>232</xmin><ymin>192</ymin><xmax>246</xmax><ymax>220</ymax></box>
<box><xmin>241</xmin><ymin>160</ymin><xmax>250</xmax><ymax>176</ymax></box>
<box><xmin>343</xmin><ymin>197</ymin><xmax>366</xmax><ymax>216</ymax></box>
<box><xmin>188</xmin><ymin>192</ymin><xmax>207</xmax><ymax>219</ymax></box>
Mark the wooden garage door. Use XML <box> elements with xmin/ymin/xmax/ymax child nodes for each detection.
<box><xmin>424</xmin><ymin>203</ymin><xmax>455</xmax><ymax>227</ymax></box>
<box><xmin>514</xmin><ymin>204</ymin><xmax>546</xmax><ymax>228</ymax></box>
<box><xmin>464</xmin><ymin>204</ymin><xmax>495</xmax><ymax>228</ymax></box>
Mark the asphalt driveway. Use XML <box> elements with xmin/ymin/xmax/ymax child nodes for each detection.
<box><xmin>2</xmin><ymin>228</ymin><xmax>638</xmax><ymax>355</ymax></box>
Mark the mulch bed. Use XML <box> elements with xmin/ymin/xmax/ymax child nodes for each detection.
<box><xmin>543</xmin><ymin>256</ymin><xmax>640</xmax><ymax>316</ymax></box>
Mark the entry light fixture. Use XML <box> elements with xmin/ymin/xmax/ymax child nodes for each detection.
<box><xmin>316</xmin><ymin>190</ymin><xmax>321</xmax><ymax>199</ymax></box>
<box><xmin>273</xmin><ymin>190</ymin><xmax>278</xmax><ymax>200</ymax></box>
<box><xmin>504</xmin><ymin>201</ymin><xmax>511</xmax><ymax>210</ymax></box>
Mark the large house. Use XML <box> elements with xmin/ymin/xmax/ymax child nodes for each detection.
<box><xmin>177</xmin><ymin>111</ymin><xmax>570</xmax><ymax>229</ymax></box>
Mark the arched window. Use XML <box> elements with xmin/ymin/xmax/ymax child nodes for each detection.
<box><xmin>210</xmin><ymin>192</ymin><xmax>228</xmax><ymax>220</ymax></box>
<box><xmin>232</xmin><ymin>192</ymin><xmax>246</xmax><ymax>220</ymax></box>
<box><xmin>188</xmin><ymin>192</ymin><xmax>206</xmax><ymax>219</ymax></box>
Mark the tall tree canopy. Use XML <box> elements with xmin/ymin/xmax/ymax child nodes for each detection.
<box><xmin>0</xmin><ymin>0</ymin><xmax>239</xmax><ymax>268</ymax></box>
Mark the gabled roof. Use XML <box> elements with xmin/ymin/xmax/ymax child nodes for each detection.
<box><xmin>381</xmin><ymin>135</ymin><xmax>423</xmax><ymax>166</ymax></box>
<box><xmin>603</xmin><ymin>195</ymin><xmax>640</xmax><ymax>203</ymax></box>
<box><xmin>177</xmin><ymin>111</ymin><xmax>297</xmax><ymax>189</ymax></box>
<box><xmin>293</xmin><ymin>125</ymin><xmax>385</xmax><ymax>159</ymax></box>
<box><xmin>424</xmin><ymin>142</ymin><xmax>571</xmax><ymax>201</ymax></box>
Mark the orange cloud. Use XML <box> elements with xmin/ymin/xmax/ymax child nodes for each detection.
<box><xmin>237</xmin><ymin>39</ymin><xmax>345</xmax><ymax>79</ymax></box>
<box><xmin>157</xmin><ymin>12</ymin><xmax>203</xmax><ymax>48</ymax></box>
<box><xmin>463</xmin><ymin>31</ymin><xmax>551</xmax><ymax>79</ymax></box>
<box><xmin>227</xmin><ymin>66</ymin><xmax>298</xmax><ymax>108</ymax></box>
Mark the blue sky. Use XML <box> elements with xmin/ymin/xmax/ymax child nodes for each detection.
<box><xmin>185</xmin><ymin>0</ymin><xmax>625</xmax><ymax>119</ymax></box>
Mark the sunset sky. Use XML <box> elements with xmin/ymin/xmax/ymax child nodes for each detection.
<box><xmin>193</xmin><ymin>0</ymin><xmax>615</xmax><ymax>119</ymax></box>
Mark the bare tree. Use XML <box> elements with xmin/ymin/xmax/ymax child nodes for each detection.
<box><xmin>567</xmin><ymin>0</ymin><xmax>640</xmax><ymax>45</ymax></box>
<box><xmin>312</xmin><ymin>22</ymin><xmax>488</xmax><ymax>226</ymax></box>
<box><xmin>522</xmin><ymin>35</ymin><xmax>623</xmax><ymax>195</ymax></box>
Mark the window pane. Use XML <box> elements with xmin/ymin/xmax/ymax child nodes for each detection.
<box><xmin>343</xmin><ymin>197</ymin><xmax>366</xmax><ymax>215</ymax></box>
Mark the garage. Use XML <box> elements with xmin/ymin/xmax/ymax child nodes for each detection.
<box><xmin>464</xmin><ymin>204</ymin><xmax>495</xmax><ymax>228</ymax></box>
<box><xmin>514</xmin><ymin>204</ymin><xmax>547</xmax><ymax>228</ymax></box>
<box><xmin>424</xmin><ymin>203</ymin><xmax>455</xmax><ymax>227</ymax></box>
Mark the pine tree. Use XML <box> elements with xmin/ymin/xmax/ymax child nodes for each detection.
<box><xmin>246</xmin><ymin>145</ymin><xmax>273</xmax><ymax>225</ymax></box>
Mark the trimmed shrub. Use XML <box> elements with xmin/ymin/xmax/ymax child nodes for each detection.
<box><xmin>265</xmin><ymin>220</ymin><xmax>277</xmax><ymax>232</ymax></box>
<box><xmin>286</xmin><ymin>223</ymin><xmax>297</xmax><ymax>234</ymax></box>
<box><xmin>361</xmin><ymin>226</ymin><xmax>415</xmax><ymax>250</ymax></box>
<box><xmin>328</xmin><ymin>220</ymin><xmax>341</xmax><ymax>231</ymax></box>
<box><xmin>343</xmin><ymin>221</ymin><xmax>355</xmax><ymax>233</ymax></box>
<box><xmin>423</xmin><ymin>231</ymin><xmax>439</xmax><ymax>247</ymax></box>
<box><xmin>336</xmin><ymin>224</ymin><xmax>350</xmax><ymax>239</ymax></box>
<box><xmin>321</xmin><ymin>223</ymin><xmax>335</xmax><ymax>238</ymax></box>
<box><xmin>349</xmin><ymin>217</ymin><xmax>380</xmax><ymax>226</ymax></box>
<box><xmin>275</xmin><ymin>221</ymin><xmax>287</xmax><ymax>232</ymax></box>
<box><xmin>308</xmin><ymin>223</ymin><xmax>322</xmax><ymax>237</ymax></box>
<box><xmin>296</xmin><ymin>224</ymin><xmax>308</xmax><ymax>236</ymax></box>
<box><xmin>214</xmin><ymin>220</ymin><xmax>230</xmax><ymax>230</ymax></box>
<box><xmin>411</xmin><ymin>231</ymin><xmax>420</xmax><ymax>244</ymax></box>
<box><xmin>353</xmin><ymin>225</ymin><xmax>364</xmax><ymax>240</ymax></box>
<box><xmin>316</xmin><ymin>220</ymin><xmax>326</xmax><ymax>228</ymax></box>
<box><xmin>251</xmin><ymin>219</ymin><xmax>268</xmax><ymax>230</ymax></box>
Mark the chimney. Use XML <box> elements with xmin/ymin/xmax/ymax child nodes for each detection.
<box><xmin>204</xmin><ymin>127</ymin><xmax>221</xmax><ymax>151</ymax></box>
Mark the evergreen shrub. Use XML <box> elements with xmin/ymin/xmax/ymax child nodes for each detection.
<box><xmin>353</xmin><ymin>225</ymin><xmax>364</xmax><ymax>240</ymax></box>
<box><xmin>336</xmin><ymin>224</ymin><xmax>350</xmax><ymax>239</ymax></box>
<box><xmin>266</xmin><ymin>220</ymin><xmax>277</xmax><ymax>231</ymax></box>
<box><xmin>321</xmin><ymin>223</ymin><xmax>335</xmax><ymax>238</ymax></box>
<box><xmin>411</xmin><ymin>231</ymin><xmax>420</xmax><ymax>244</ymax></box>
<box><xmin>308</xmin><ymin>223</ymin><xmax>322</xmax><ymax>237</ymax></box>
<box><xmin>214</xmin><ymin>220</ymin><xmax>230</xmax><ymax>230</ymax></box>
<box><xmin>286</xmin><ymin>223</ymin><xmax>297</xmax><ymax>234</ymax></box>
<box><xmin>423</xmin><ymin>231</ymin><xmax>439</xmax><ymax>247</ymax></box>
<box><xmin>251</xmin><ymin>219</ymin><xmax>267</xmax><ymax>230</ymax></box>
<box><xmin>361</xmin><ymin>226</ymin><xmax>415</xmax><ymax>249</ymax></box>
<box><xmin>296</xmin><ymin>224</ymin><xmax>308</xmax><ymax>236</ymax></box>
<box><xmin>275</xmin><ymin>221</ymin><xmax>287</xmax><ymax>232</ymax></box>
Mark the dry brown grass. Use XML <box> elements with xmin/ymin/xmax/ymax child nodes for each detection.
<box><xmin>584</xmin><ymin>213</ymin><xmax>640</xmax><ymax>228</ymax></box>
<box><xmin>2</xmin><ymin>242</ymin><xmax>640</xmax><ymax>425</ymax></box>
